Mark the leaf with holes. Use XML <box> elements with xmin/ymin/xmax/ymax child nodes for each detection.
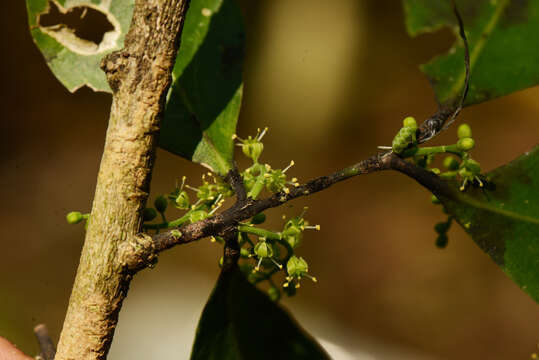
<box><xmin>26</xmin><ymin>0</ymin><xmax>133</xmax><ymax>92</ymax></box>
<box><xmin>191</xmin><ymin>267</ymin><xmax>331</xmax><ymax>360</ymax></box>
<box><xmin>439</xmin><ymin>146</ymin><xmax>539</xmax><ymax>303</ymax></box>
<box><xmin>159</xmin><ymin>0</ymin><xmax>244</xmax><ymax>175</ymax></box>
<box><xmin>404</xmin><ymin>0</ymin><xmax>539</xmax><ymax>106</ymax></box>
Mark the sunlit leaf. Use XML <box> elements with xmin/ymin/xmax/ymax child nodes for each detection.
<box><xmin>404</xmin><ymin>0</ymin><xmax>539</xmax><ymax>106</ymax></box>
<box><xmin>26</xmin><ymin>0</ymin><xmax>134</xmax><ymax>92</ymax></box>
<box><xmin>160</xmin><ymin>0</ymin><xmax>244</xmax><ymax>175</ymax></box>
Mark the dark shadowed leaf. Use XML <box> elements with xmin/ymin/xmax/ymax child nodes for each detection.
<box><xmin>26</xmin><ymin>0</ymin><xmax>134</xmax><ymax>92</ymax></box>
<box><xmin>160</xmin><ymin>0</ymin><xmax>244</xmax><ymax>175</ymax></box>
<box><xmin>190</xmin><ymin>267</ymin><xmax>331</xmax><ymax>360</ymax></box>
<box><xmin>440</xmin><ymin>146</ymin><xmax>539</xmax><ymax>303</ymax></box>
<box><xmin>403</xmin><ymin>0</ymin><xmax>539</xmax><ymax>106</ymax></box>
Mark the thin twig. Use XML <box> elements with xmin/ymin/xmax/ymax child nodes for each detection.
<box><xmin>149</xmin><ymin>152</ymin><xmax>392</xmax><ymax>254</ymax></box>
<box><xmin>34</xmin><ymin>324</ymin><xmax>56</xmax><ymax>360</ymax></box>
<box><xmin>417</xmin><ymin>0</ymin><xmax>471</xmax><ymax>143</ymax></box>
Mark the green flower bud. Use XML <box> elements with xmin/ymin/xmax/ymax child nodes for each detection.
<box><xmin>268</xmin><ymin>287</ymin><xmax>281</xmax><ymax>301</ymax></box>
<box><xmin>254</xmin><ymin>240</ymin><xmax>273</xmax><ymax>259</ymax></box>
<box><xmin>434</xmin><ymin>222</ymin><xmax>450</xmax><ymax>234</ymax></box>
<box><xmin>219</xmin><ymin>257</ymin><xmax>224</xmax><ymax>268</ymax></box>
<box><xmin>142</xmin><ymin>208</ymin><xmax>157</xmax><ymax>222</ymax></box>
<box><xmin>66</xmin><ymin>211</ymin><xmax>83</xmax><ymax>224</ymax></box>
<box><xmin>403</xmin><ymin>116</ymin><xmax>417</xmax><ymax>128</ymax></box>
<box><xmin>435</xmin><ymin>234</ymin><xmax>449</xmax><ymax>248</ymax></box>
<box><xmin>189</xmin><ymin>210</ymin><xmax>207</xmax><ymax>223</ymax></box>
<box><xmin>457</xmin><ymin>123</ymin><xmax>472</xmax><ymax>139</ymax></box>
<box><xmin>392</xmin><ymin>126</ymin><xmax>417</xmax><ymax>154</ymax></box>
<box><xmin>430</xmin><ymin>168</ymin><xmax>441</xmax><ymax>175</ymax></box>
<box><xmin>154</xmin><ymin>195</ymin><xmax>168</xmax><ymax>213</ymax></box>
<box><xmin>287</xmin><ymin>256</ymin><xmax>309</xmax><ymax>278</ymax></box>
<box><xmin>174</xmin><ymin>191</ymin><xmax>190</xmax><ymax>210</ymax></box>
<box><xmin>457</xmin><ymin>137</ymin><xmax>475</xmax><ymax>151</ymax></box>
<box><xmin>431</xmin><ymin>195</ymin><xmax>441</xmax><ymax>204</ymax></box>
<box><xmin>443</xmin><ymin>156</ymin><xmax>459</xmax><ymax>171</ymax></box>
<box><xmin>251</xmin><ymin>213</ymin><xmax>266</xmax><ymax>225</ymax></box>
<box><xmin>240</xmin><ymin>248</ymin><xmax>251</xmax><ymax>258</ymax></box>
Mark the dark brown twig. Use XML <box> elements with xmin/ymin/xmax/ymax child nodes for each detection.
<box><xmin>149</xmin><ymin>152</ymin><xmax>392</xmax><ymax>255</ymax></box>
<box><xmin>34</xmin><ymin>324</ymin><xmax>56</xmax><ymax>360</ymax></box>
<box><xmin>417</xmin><ymin>0</ymin><xmax>471</xmax><ymax>143</ymax></box>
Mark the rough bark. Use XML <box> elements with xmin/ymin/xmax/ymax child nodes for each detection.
<box><xmin>55</xmin><ymin>1</ymin><xmax>190</xmax><ymax>359</ymax></box>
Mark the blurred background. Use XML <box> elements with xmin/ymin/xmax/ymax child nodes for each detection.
<box><xmin>2</xmin><ymin>1</ymin><xmax>539</xmax><ymax>359</ymax></box>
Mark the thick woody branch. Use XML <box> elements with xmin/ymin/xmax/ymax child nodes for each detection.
<box><xmin>55</xmin><ymin>1</ymin><xmax>191</xmax><ymax>359</ymax></box>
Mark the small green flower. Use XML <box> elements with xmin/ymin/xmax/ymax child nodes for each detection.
<box><xmin>233</xmin><ymin>127</ymin><xmax>268</xmax><ymax>162</ymax></box>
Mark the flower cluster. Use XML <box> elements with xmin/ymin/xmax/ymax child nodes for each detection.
<box><xmin>64</xmin><ymin>128</ymin><xmax>319</xmax><ymax>301</ymax></box>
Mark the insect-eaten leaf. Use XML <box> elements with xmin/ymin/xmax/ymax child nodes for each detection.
<box><xmin>440</xmin><ymin>146</ymin><xmax>539</xmax><ymax>303</ymax></box>
<box><xmin>159</xmin><ymin>0</ymin><xmax>244</xmax><ymax>175</ymax></box>
<box><xmin>26</xmin><ymin>0</ymin><xmax>134</xmax><ymax>92</ymax></box>
<box><xmin>191</xmin><ymin>267</ymin><xmax>331</xmax><ymax>360</ymax></box>
<box><xmin>403</xmin><ymin>0</ymin><xmax>539</xmax><ymax>107</ymax></box>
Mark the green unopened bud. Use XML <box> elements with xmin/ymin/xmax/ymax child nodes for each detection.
<box><xmin>66</xmin><ymin>211</ymin><xmax>83</xmax><ymax>224</ymax></box>
<box><xmin>154</xmin><ymin>195</ymin><xmax>168</xmax><ymax>213</ymax></box>
<box><xmin>431</xmin><ymin>195</ymin><xmax>441</xmax><ymax>204</ymax></box>
<box><xmin>434</xmin><ymin>222</ymin><xmax>450</xmax><ymax>234</ymax></box>
<box><xmin>240</xmin><ymin>248</ymin><xmax>251</xmax><ymax>258</ymax></box>
<box><xmin>251</xmin><ymin>213</ymin><xmax>266</xmax><ymax>225</ymax></box>
<box><xmin>435</xmin><ymin>234</ymin><xmax>449</xmax><ymax>248</ymax></box>
<box><xmin>457</xmin><ymin>124</ymin><xmax>472</xmax><ymax>139</ymax></box>
<box><xmin>443</xmin><ymin>156</ymin><xmax>459</xmax><ymax>171</ymax></box>
<box><xmin>268</xmin><ymin>287</ymin><xmax>281</xmax><ymax>301</ymax></box>
<box><xmin>430</xmin><ymin>168</ymin><xmax>441</xmax><ymax>175</ymax></box>
<box><xmin>174</xmin><ymin>191</ymin><xmax>190</xmax><ymax>210</ymax></box>
<box><xmin>142</xmin><ymin>208</ymin><xmax>157</xmax><ymax>222</ymax></box>
<box><xmin>403</xmin><ymin>116</ymin><xmax>417</xmax><ymax>128</ymax></box>
<box><xmin>457</xmin><ymin>137</ymin><xmax>475</xmax><ymax>151</ymax></box>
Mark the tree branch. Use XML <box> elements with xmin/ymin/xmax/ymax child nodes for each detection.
<box><xmin>55</xmin><ymin>1</ymin><xmax>191</xmax><ymax>359</ymax></box>
<box><xmin>118</xmin><ymin>152</ymin><xmax>393</xmax><ymax>268</ymax></box>
<box><xmin>34</xmin><ymin>324</ymin><xmax>56</xmax><ymax>360</ymax></box>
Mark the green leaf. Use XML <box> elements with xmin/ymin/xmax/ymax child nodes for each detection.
<box><xmin>159</xmin><ymin>0</ymin><xmax>244</xmax><ymax>175</ymax></box>
<box><xmin>403</xmin><ymin>0</ymin><xmax>539</xmax><ymax>106</ymax></box>
<box><xmin>440</xmin><ymin>146</ymin><xmax>539</xmax><ymax>303</ymax></box>
<box><xmin>191</xmin><ymin>267</ymin><xmax>331</xmax><ymax>360</ymax></box>
<box><xmin>26</xmin><ymin>0</ymin><xmax>134</xmax><ymax>92</ymax></box>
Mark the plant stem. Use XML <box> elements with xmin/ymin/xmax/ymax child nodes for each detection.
<box><xmin>54</xmin><ymin>1</ymin><xmax>191</xmax><ymax>359</ymax></box>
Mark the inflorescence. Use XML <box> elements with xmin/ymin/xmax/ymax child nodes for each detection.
<box><xmin>67</xmin><ymin>128</ymin><xmax>319</xmax><ymax>301</ymax></box>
